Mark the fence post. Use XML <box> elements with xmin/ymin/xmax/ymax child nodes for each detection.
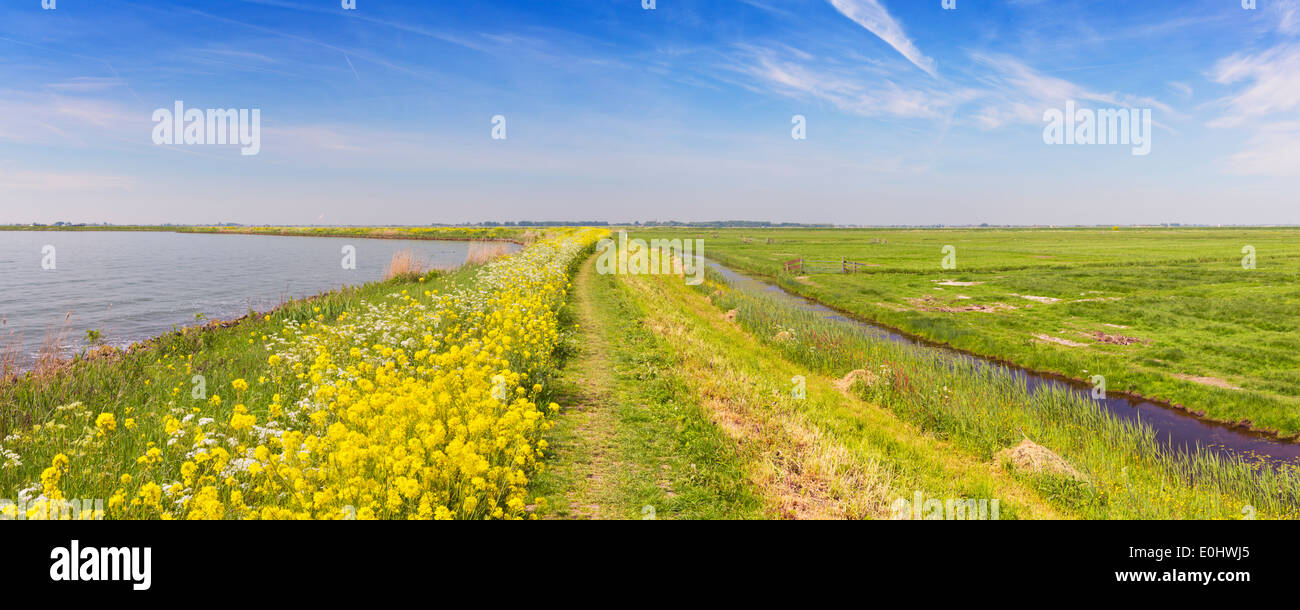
<box><xmin>842</xmin><ymin>256</ymin><xmax>846</xmax><ymax>274</ymax></box>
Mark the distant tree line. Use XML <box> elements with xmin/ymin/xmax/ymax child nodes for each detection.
<box><xmin>471</xmin><ymin>220</ymin><xmax>832</xmax><ymax>228</ymax></box>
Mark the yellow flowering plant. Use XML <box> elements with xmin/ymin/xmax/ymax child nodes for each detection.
<box><xmin>0</xmin><ymin>228</ymin><xmax>606</xmax><ymax>520</ymax></box>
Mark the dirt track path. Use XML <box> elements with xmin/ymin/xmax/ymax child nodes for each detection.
<box><xmin>534</xmin><ymin>260</ymin><xmax>624</xmax><ymax>519</ymax></box>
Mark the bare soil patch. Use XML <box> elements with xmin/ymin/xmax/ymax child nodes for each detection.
<box><xmin>995</xmin><ymin>439</ymin><xmax>1088</xmax><ymax>481</ymax></box>
<box><xmin>832</xmin><ymin>369</ymin><xmax>877</xmax><ymax>394</ymax></box>
<box><xmin>1174</xmin><ymin>374</ymin><xmax>1242</xmax><ymax>391</ymax></box>
<box><xmin>1012</xmin><ymin>294</ymin><xmax>1060</xmax><ymax>304</ymax></box>
<box><xmin>1088</xmin><ymin>331</ymin><xmax>1149</xmax><ymax>346</ymax></box>
<box><xmin>1032</xmin><ymin>333</ymin><xmax>1088</xmax><ymax>348</ymax></box>
<box><xmin>908</xmin><ymin>296</ymin><xmax>1016</xmax><ymax>313</ymax></box>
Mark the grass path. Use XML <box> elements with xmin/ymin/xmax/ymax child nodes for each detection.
<box><xmin>532</xmin><ymin>258</ymin><xmax>763</xmax><ymax>519</ymax></box>
<box><xmin>535</xmin><ymin>254</ymin><xmax>1065</xmax><ymax>519</ymax></box>
<box><xmin>623</xmin><ymin>271</ymin><xmax>1065</xmax><ymax>519</ymax></box>
<box><xmin>530</xmin><ymin>259</ymin><xmax>624</xmax><ymax>519</ymax></box>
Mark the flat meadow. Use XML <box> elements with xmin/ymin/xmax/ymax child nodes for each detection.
<box><xmin>634</xmin><ymin>227</ymin><xmax>1300</xmax><ymax>437</ymax></box>
<box><xmin>5</xmin><ymin>224</ymin><xmax>1298</xmax><ymax>520</ymax></box>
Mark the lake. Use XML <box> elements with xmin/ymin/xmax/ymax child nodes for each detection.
<box><xmin>0</xmin><ymin>231</ymin><xmax>516</xmax><ymax>370</ymax></box>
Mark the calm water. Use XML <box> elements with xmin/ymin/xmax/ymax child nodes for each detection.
<box><xmin>0</xmin><ymin>231</ymin><xmax>516</xmax><ymax>369</ymax></box>
<box><xmin>707</xmin><ymin>260</ymin><xmax>1300</xmax><ymax>467</ymax></box>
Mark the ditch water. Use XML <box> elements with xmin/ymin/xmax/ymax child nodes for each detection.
<box><xmin>0</xmin><ymin>231</ymin><xmax>519</xmax><ymax>371</ymax></box>
<box><xmin>706</xmin><ymin>260</ymin><xmax>1300</xmax><ymax>467</ymax></box>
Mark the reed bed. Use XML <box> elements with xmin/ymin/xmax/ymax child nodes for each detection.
<box><xmin>465</xmin><ymin>241</ymin><xmax>512</xmax><ymax>265</ymax></box>
<box><xmin>382</xmin><ymin>249</ymin><xmax>427</xmax><ymax>280</ymax></box>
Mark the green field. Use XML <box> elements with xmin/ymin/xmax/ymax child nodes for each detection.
<box><xmin>632</xmin><ymin>227</ymin><xmax>1300</xmax><ymax>437</ymax></box>
<box><xmin>534</xmin><ymin>253</ymin><xmax>1298</xmax><ymax>518</ymax></box>
<box><xmin>4</xmin><ymin>226</ymin><xmax>1297</xmax><ymax>519</ymax></box>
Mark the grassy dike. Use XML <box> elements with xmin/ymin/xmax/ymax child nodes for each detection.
<box><xmin>531</xmin><ymin>258</ymin><xmax>764</xmax><ymax>519</ymax></box>
<box><xmin>534</xmin><ymin>255</ymin><xmax>1064</xmax><ymax>519</ymax></box>
<box><xmin>693</xmin><ymin>265</ymin><xmax>1299</xmax><ymax>519</ymax></box>
<box><xmin>1</xmin><ymin>229</ymin><xmax>604</xmax><ymax>520</ymax></box>
<box><xmin>636</xmin><ymin>228</ymin><xmax>1300</xmax><ymax>437</ymax></box>
<box><xmin>0</xmin><ymin>266</ymin><xmax>475</xmax><ymax>514</ymax></box>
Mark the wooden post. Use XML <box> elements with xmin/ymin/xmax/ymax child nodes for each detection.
<box><xmin>842</xmin><ymin>256</ymin><xmax>846</xmax><ymax>274</ymax></box>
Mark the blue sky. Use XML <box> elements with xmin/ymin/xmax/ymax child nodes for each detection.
<box><xmin>1</xmin><ymin>0</ymin><xmax>1299</xmax><ymax>225</ymax></box>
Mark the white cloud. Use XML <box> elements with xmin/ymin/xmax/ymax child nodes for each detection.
<box><xmin>1278</xmin><ymin>0</ymin><xmax>1300</xmax><ymax>35</ymax></box>
<box><xmin>0</xmin><ymin>93</ymin><xmax>146</xmax><ymax>144</ymax></box>
<box><xmin>1220</xmin><ymin>122</ymin><xmax>1300</xmax><ymax>176</ymax></box>
<box><xmin>967</xmin><ymin>53</ymin><xmax>1118</xmax><ymax>128</ymax></box>
<box><xmin>43</xmin><ymin>77</ymin><xmax>126</xmax><ymax>93</ymax></box>
<box><xmin>1208</xmin><ymin>44</ymin><xmax>1300</xmax><ymax>128</ymax></box>
<box><xmin>968</xmin><ymin>53</ymin><xmax>1172</xmax><ymax>129</ymax></box>
<box><xmin>827</xmin><ymin>0</ymin><xmax>937</xmax><ymax>77</ymax></box>
<box><xmin>1209</xmin><ymin>43</ymin><xmax>1300</xmax><ymax>176</ymax></box>
<box><xmin>726</xmin><ymin>45</ymin><xmax>964</xmax><ymax>119</ymax></box>
<box><xmin>0</xmin><ymin>168</ymin><xmax>134</xmax><ymax>192</ymax></box>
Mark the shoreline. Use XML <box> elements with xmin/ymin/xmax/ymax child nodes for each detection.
<box><xmin>705</xmin><ymin>258</ymin><xmax>1300</xmax><ymax>445</ymax></box>
<box><xmin>0</xmin><ymin>273</ymin><xmax>407</xmax><ymax>387</ymax></box>
<box><xmin>0</xmin><ymin>225</ymin><xmax>538</xmax><ymax>246</ymax></box>
<box><xmin>0</xmin><ymin>232</ymin><xmax>522</xmax><ymax>382</ymax></box>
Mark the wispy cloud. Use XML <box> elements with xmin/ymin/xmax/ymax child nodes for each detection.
<box><xmin>1277</xmin><ymin>0</ymin><xmax>1300</xmax><ymax>35</ymax></box>
<box><xmin>1220</xmin><ymin>122</ymin><xmax>1300</xmax><ymax>176</ymax></box>
<box><xmin>43</xmin><ymin>77</ymin><xmax>126</xmax><ymax>93</ymax></box>
<box><xmin>826</xmin><ymin>0</ymin><xmax>937</xmax><ymax>77</ymax></box>
<box><xmin>725</xmin><ymin>44</ymin><xmax>961</xmax><ymax>119</ymax></box>
<box><xmin>1209</xmin><ymin>42</ymin><xmax>1300</xmax><ymax>175</ymax></box>
<box><xmin>0</xmin><ymin>168</ymin><xmax>134</xmax><ymax>192</ymax></box>
<box><xmin>1208</xmin><ymin>43</ymin><xmax>1300</xmax><ymax>128</ymax></box>
<box><xmin>968</xmin><ymin>53</ymin><xmax>1172</xmax><ymax>129</ymax></box>
<box><xmin>0</xmin><ymin>93</ymin><xmax>145</xmax><ymax>145</ymax></box>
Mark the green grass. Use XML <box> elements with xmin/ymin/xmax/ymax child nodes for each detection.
<box><xmin>689</xmin><ymin>263</ymin><xmax>1299</xmax><ymax>519</ymax></box>
<box><xmin>635</xmin><ymin>227</ymin><xmax>1300</xmax><ymax>436</ymax></box>
<box><xmin>531</xmin><ymin>259</ymin><xmax>764</xmax><ymax>520</ymax></box>
<box><xmin>617</xmin><ymin>267</ymin><xmax>1072</xmax><ymax>519</ymax></box>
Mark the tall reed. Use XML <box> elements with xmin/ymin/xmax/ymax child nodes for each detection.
<box><xmin>383</xmin><ymin>249</ymin><xmax>426</xmax><ymax>280</ymax></box>
<box><xmin>465</xmin><ymin>241</ymin><xmax>511</xmax><ymax>265</ymax></box>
